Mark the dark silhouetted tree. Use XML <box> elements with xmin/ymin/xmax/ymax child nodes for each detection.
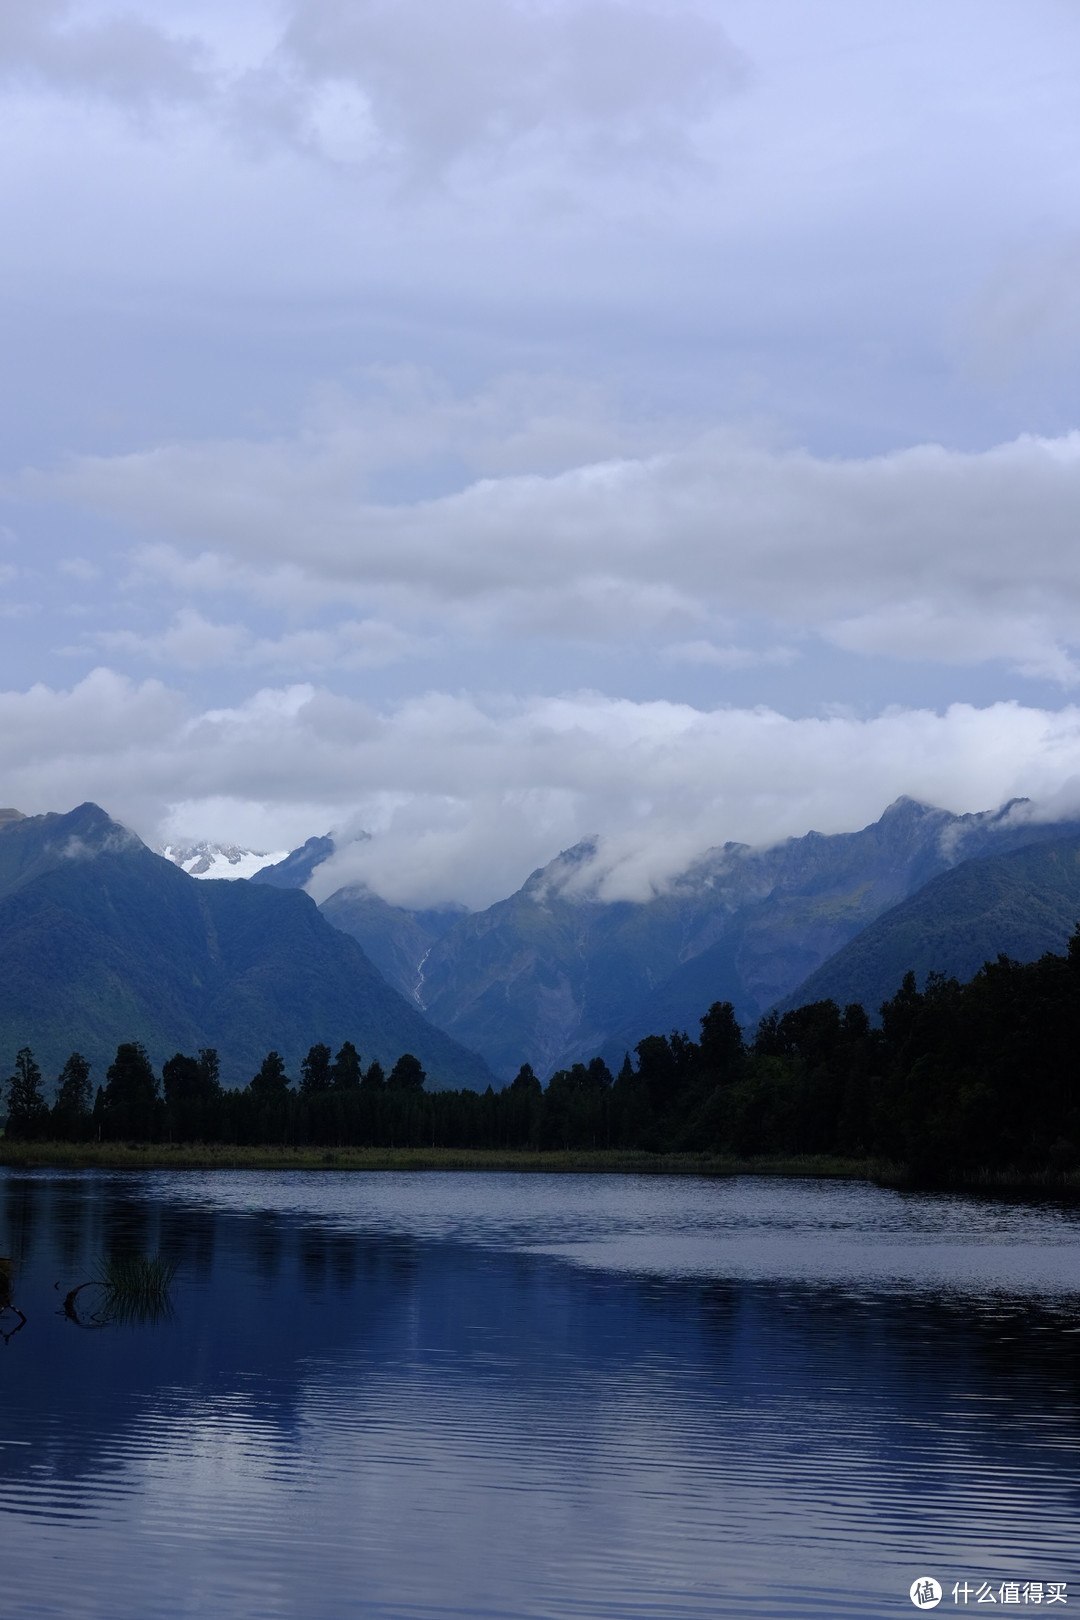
<box><xmin>162</xmin><ymin>1048</ymin><xmax>222</xmax><ymax>1140</ymax></box>
<box><xmin>102</xmin><ymin>1043</ymin><xmax>160</xmax><ymax>1139</ymax></box>
<box><xmin>509</xmin><ymin>1062</ymin><xmax>542</xmax><ymax>1095</ymax></box>
<box><xmin>300</xmin><ymin>1043</ymin><xmax>332</xmax><ymax>1093</ymax></box>
<box><xmin>699</xmin><ymin>1001</ymin><xmax>745</xmax><ymax>1081</ymax></box>
<box><xmin>361</xmin><ymin>1059</ymin><xmax>386</xmax><ymax>1091</ymax></box>
<box><xmin>331</xmin><ymin>1041</ymin><xmax>362</xmax><ymax>1089</ymax></box>
<box><xmin>585</xmin><ymin>1056</ymin><xmax>613</xmax><ymax>1090</ymax></box>
<box><xmin>5</xmin><ymin>1048</ymin><xmax>48</xmax><ymax>1138</ymax></box>
<box><xmin>251</xmin><ymin>1051</ymin><xmax>290</xmax><ymax>1097</ymax></box>
<box><xmin>52</xmin><ymin>1052</ymin><xmax>93</xmax><ymax>1138</ymax></box>
<box><xmin>388</xmin><ymin>1053</ymin><xmax>425</xmax><ymax>1091</ymax></box>
<box><xmin>198</xmin><ymin>1049</ymin><xmax>222</xmax><ymax>1096</ymax></box>
<box><xmin>162</xmin><ymin>1053</ymin><xmax>201</xmax><ymax>1107</ymax></box>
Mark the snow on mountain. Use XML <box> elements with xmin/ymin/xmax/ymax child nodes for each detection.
<box><xmin>161</xmin><ymin>843</ymin><xmax>289</xmax><ymax>881</ymax></box>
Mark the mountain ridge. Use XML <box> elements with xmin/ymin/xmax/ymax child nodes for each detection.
<box><xmin>781</xmin><ymin>831</ymin><xmax>1080</xmax><ymax>1017</ymax></box>
<box><xmin>0</xmin><ymin>804</ymin><xmax>494</xmax><ymax>1092</ymax></box>
<box><xmin>284</xmin><ymin>795</ymin><xmax>1080</xmax><ymax>1077</ymax></box>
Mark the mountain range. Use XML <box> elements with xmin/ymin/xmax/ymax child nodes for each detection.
<box><xmin>0</xmin><ymin>804</ymin><xmax>493</xmax><ymax>1091</ymax></box>
<box><xmin>3</xmin><ymin>793</ymin><xmax>1079</xmax><ymax>1097</ymax></box>
<box><xmin>274</xmin><ymin>797</ymin><xmax>1080</xmax><ymax>1078</ymax></box>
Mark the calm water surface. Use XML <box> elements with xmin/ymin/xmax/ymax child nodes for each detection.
<box><xmin>1</xmin><ymin>1170</ymin><xmax>1078</xmax><ymax>1618</ymax></box>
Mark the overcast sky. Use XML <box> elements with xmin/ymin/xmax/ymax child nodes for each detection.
<box><xmin>3</xmin><ymin>0</ymin><xmax>1080</xmax><ymax>904</ymax></box>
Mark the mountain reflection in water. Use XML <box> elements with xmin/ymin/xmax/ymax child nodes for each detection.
<box><xmin>1</xmin><ymin>1169</ymin><xmax>1079</xmax><ymax>1620</ymax></box>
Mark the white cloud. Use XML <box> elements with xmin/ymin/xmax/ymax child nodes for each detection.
<box><xmin>38</xmin><ymin>412</ymin><xmax>1080</xmax><ymax>681</ymax></box>
<box><xmin>5</xmin><ymin>671</ymin><xmax>1080</xmax><ymax>908</ymax></box>
<box><xmin>94</xmin><ymin>609</ymin><xmax>247</xmax><ymax>668</ymax></box>
<box><xmin>87</xmin><ymin>607</ymin><xmax>430</xmax><ymax>671</ymax></box>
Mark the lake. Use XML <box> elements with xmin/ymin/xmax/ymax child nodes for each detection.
<box><xmin>1</xmin><ymin>1169</ymin><xmax>1078</xmax><ymax>1618</ymax></box>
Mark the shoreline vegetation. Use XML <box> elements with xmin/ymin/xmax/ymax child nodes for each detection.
<box><xmin>0</xmin><ymin>1141</ymin><xmax>883</xmax><ymax>1175</ymax></box>
<box><xmin>1</xmin><ymin>1140</ymin><xmax>1079</xmax><ymax>1194</ymax></box>
<box><xmin>4</xmin><ymin>934</ymin><xmax>1080</xmax><ymax>1195</ymax></box>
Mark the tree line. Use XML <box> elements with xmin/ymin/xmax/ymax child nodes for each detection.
<box><xmin>1</xmin><ymin>1042</ymin><xmax>431</xmax><ymax>1146</ymax></box>
<box><xmin>4</xmin><ymin>931</ymin><xmax>1080</xmax><ymax>1176</ymax></box>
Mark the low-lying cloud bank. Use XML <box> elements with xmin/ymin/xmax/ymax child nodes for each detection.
<box><xmin>40</xmin><ymin>418</ymin><xmax>1080</xmax><ymax>683</ymax></box>
<box><xmin>3</xmin><ymin>669</ymin><xmax>1080</xmax><ymax>907</ymax></box>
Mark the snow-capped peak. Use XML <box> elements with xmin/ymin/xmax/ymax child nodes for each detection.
<box><xmin>161</xmin><ymin>843</ymin><xmax>289</xmax><ymax>881</ymax></box>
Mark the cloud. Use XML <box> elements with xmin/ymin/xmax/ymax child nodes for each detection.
<box><xmin>254</xmin><ymin>0</ymin><xmax>744</xmax><ymax>173</ymax></box>
<box><xmin>662</xmin><ymin>640</ymin><xmax>800</xmax><ymax>669</ymax></box>
<box><xmin>964</xmin><ymin>238</ymin><xmax>1080</xmax><ymax>381</ymax></box>
<box><xmin>87</xmin><ymin>607</ymin><xmax>431</xmax><ymax>672</ymax></box>
<box><xmin>58</xmin><ymin>556</ymin><xmax>101</xmax><ymax>582</ymax></box>
<box><xmin>0</xmin><ymin>0</ymin><xmax>210</xmax><ymax>106</ymax></box>
<box><xmin>0</xmin><ymin>0</ymin><xmax>741</xmax><ymax>180</ymax></box>
<box><xmin>38</xmin><ymin>405</ymin><xmax>1080</xmax><ymax>681</ymax></box>
<box><xmin>5</xmin><ymin>670</ymin><xmax>1080</xmax><ymax>908</ymax></box>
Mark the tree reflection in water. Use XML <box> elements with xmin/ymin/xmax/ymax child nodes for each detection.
<box><xmin>0</xmin><ymin>1255</ymin><xmax>26</xmax><ymax>1342</ymax></box>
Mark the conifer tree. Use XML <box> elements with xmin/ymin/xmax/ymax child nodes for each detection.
<box><xmin>361</xmin><ymin>1059</ymin><xmax>386</xmax><ymax>1091</ymax></box>
<box><xmin>162</xmin><ymin>1049</ymin><xmax>222</xmax><ymax>1137</ymax></box>
<box><xmin>162</xmin><ymin>1053</ymin><xmax>202</xmax><ymax>1106</ymax></box>
<box><xmin>102</xmin><ymin>1043</ymin><xmax>160</xmax><ymax>1140</ymax></box>
<box><xmin>585</xmin><ymin>1056</ymin><xmax>614</xmax><ymax>1090</ymax></box>
<box><xmin>331</xmin><ymin>1041</ymin><xmax>362</xmax><ymax>1089</ymax></box>
<box><xmin>300</xmin><ymin>1043</ymin><xmax>332</xmax><ymax>1093</ymax></box>
<box><xmin>197</xmin><ymin>1049</ymin><xmax>222</xmax><ymax>1097</ymax></box>
<box><xmin>53</xmin><ymin>1052</ymin><xmax>93</xmax><ymax>1136</ymax></box>
<box><xmin>4</xmin><ymin>1048</ymin><xmax>48</xmax><ymax>1138</ymax></box>
<box><xmin>388</xmin><ymin>1053</ymin><xmax>425</xmax><ymax>1091</ymax></box>
<box><xmin>251</xmin><ymin>1051</ymin><xmax>290</xmax><ymax>1097</ymax></box>
<box><xmin>699</xmin><ymin>1001</ymin><xmax>745</xmax><ymax>1081</ymax></box>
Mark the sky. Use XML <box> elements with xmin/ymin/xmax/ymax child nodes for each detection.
<box><xmin>3</xmin><ymin>0</ymin><xmax>1080</xmax><ymax>906</ymax></box>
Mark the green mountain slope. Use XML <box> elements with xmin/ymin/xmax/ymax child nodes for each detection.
<box><xmin>0</xmin><ymin>804</ymin><xmax>493</xmax><ymax>1092</ymax></box>
<box><xmin>783</xmin><ymin>833</ymin><xmax>1080</xmax><ymax>1016</ymax></box>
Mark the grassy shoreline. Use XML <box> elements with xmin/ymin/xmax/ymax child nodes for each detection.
<box><xmin>2</xmin><ymin>1140</ymin><xmax>1079</xmax><ymax>1194</ymax></box>
<box><xmin>0</xmin><ymin>1140</ymin><xmax>888</xmax><ymax>1178</ymax></box>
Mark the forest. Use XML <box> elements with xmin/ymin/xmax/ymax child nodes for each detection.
<box><xmin>3</xmin><ymin>932</ymin><xmax>1080</xmax><ymax>1178</ymax></box>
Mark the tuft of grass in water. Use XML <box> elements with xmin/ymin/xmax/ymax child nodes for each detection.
<box><xmin>90</xmin><ymin>1255</ymin><xmax>176</xmax><ymax>1325</ymax></box>
<box><xmin>93</xmin><ymin>1253</ymin><xmax>176</xmax><ymax>1298</ymax></box>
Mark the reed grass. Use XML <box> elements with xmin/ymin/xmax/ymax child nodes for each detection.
<box><xmin>62</xmin><ymin>1253</ymin><xmax>178</xmax><ymax>1327</ymax></box>
<box><xmin>93</xmin><ymin>1254</ymin><xmax>176</xmax><ymax>1301</ymax></box>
